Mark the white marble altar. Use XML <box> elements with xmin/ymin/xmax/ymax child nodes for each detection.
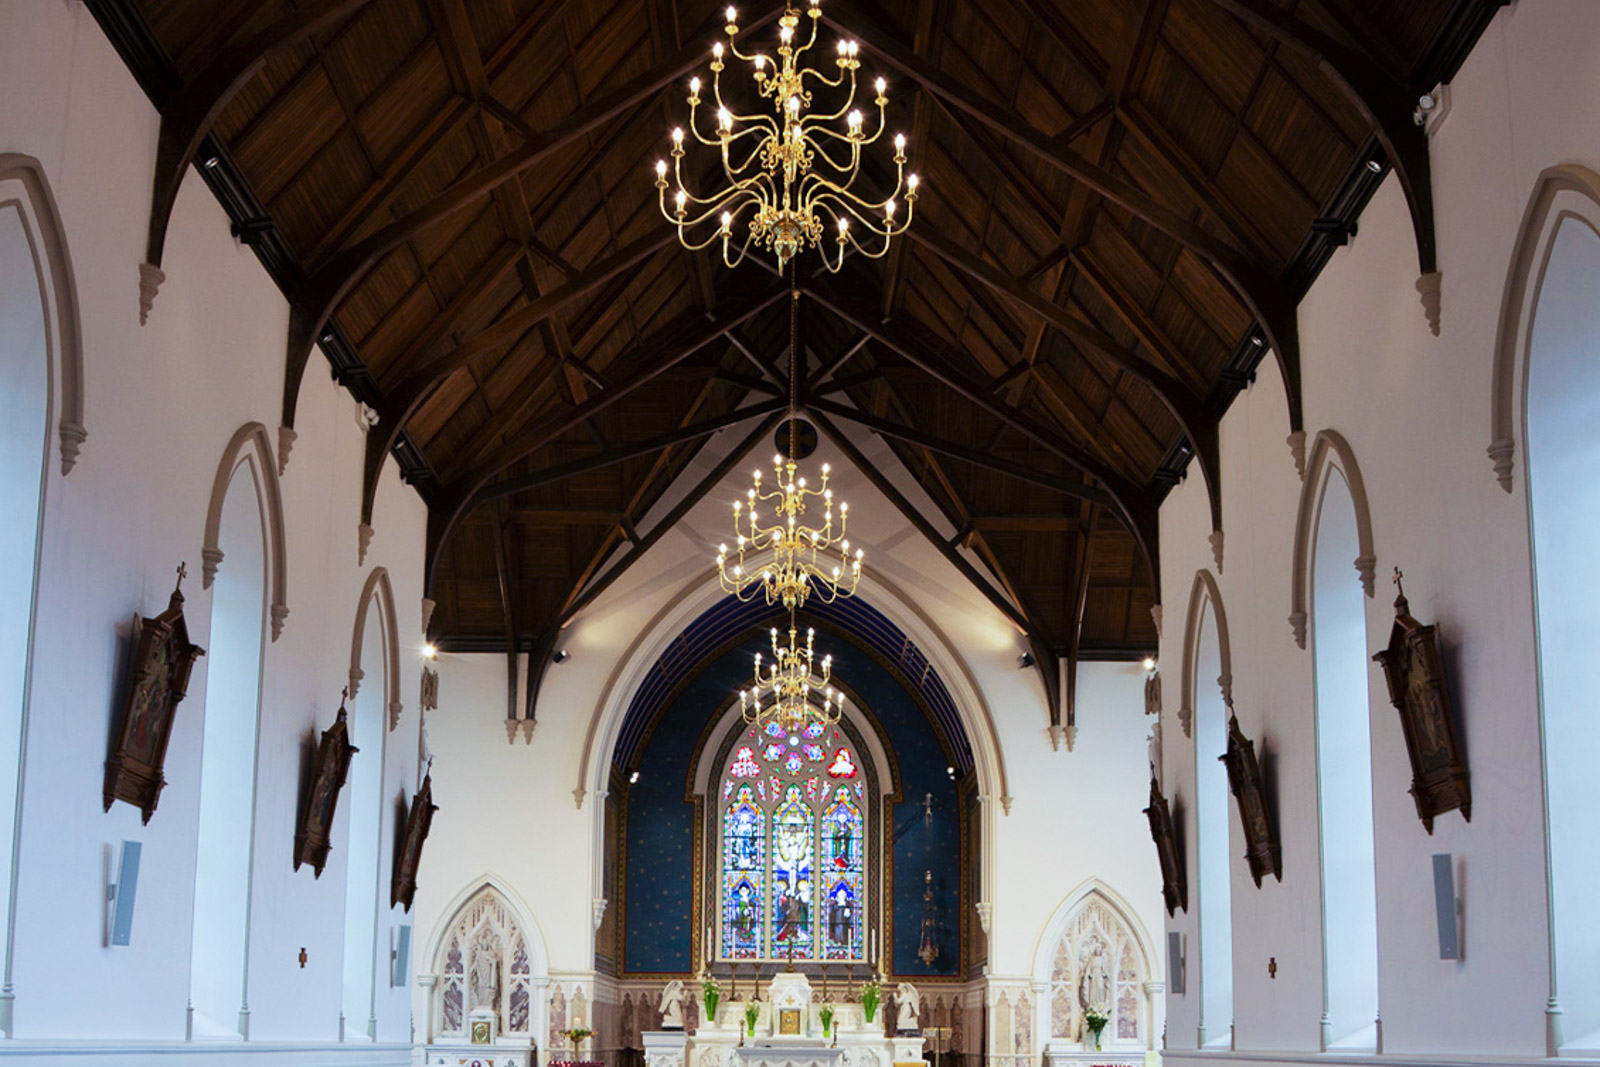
<box><xmin>684</xmin><ymin>971</ymin><xmax>918</xmax><ymax>1067</ymax></box>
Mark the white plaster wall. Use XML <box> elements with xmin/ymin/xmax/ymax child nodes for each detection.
<box><xmin>0</xmin><ymin>2</ymin><xmax>427</xmax><ymax>1059</ymax></box>
<box><xmin>1156</xmin><ymin>2</ymin><xmax>1600</xmax><ymax>1062</ymax></box>
<box><xmin>410</xmin><ymin>419</ymin><xmax>1165</xmax><ymax>1047</ymax></box>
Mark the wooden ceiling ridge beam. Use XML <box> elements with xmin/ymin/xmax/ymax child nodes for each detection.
<box><xmin>140</xmin><ymin>0</ymin><xmax>383</xmax><ymax>276</ymax></box>
<box><xmin>514</xmin><ymin>409</ymin><xmax>785</xmax><ymax>724</ymax></box>
<box><xmin>358</xmin><ymin>228</ymin><xmax>680</xmax><ymax>524</ymax></box>
<box><xmin>422</xmin><ymin>284</ymin><xmax>790</xmax><ymax>586</ymax></box>
<box><xmin>279</xmin><ymin>9</ymin><xmax>785</xmax><ymax>431</ymax></box>
<box><xmin>802</xmin><ymin>396</ymin><xmax>1112</xmax><ymax>508</ymax></box>
<box><xmin>807</xmin><ymin>408</ymin><xmax>1062</xmax><ymax>716</ymax></box>
<box><xmin>1199</xmin><ymin>0</ymin><xmax>1438</xmax><ymax>276</ymax></box>
<box><xmin>822</xmin><ymin>10</ymin><xmax>1306</xmax><ymax>442</ymax></box>
<box><xmin>802</xmin><ymin>281</ymin><xmax>1160</xmax><ymax>588</ymax></box>
<box><xmin>909</xmin><ymin>226</ymin><xmax>1225</xmax><ymax>532</ymax></box>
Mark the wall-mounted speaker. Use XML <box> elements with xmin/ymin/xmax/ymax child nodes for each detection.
<box><xmin>107</xmin><ymin>841</ymin><xmax>141</xmax><ymax>947</ymax></box>
<box><xmin>1167</xmin><ymin>930</ymin><xmax>1185</xmax><ymax>994</ymax></box>
<box><xmin>391</xmin><ymin>924</ymin><xmax>412</xmax><ymax>987</ymax></box>
<box><xmin>1432</xmin><ymin>853</ymin><xmax>1460</xmax><ymax>960</ymax></box>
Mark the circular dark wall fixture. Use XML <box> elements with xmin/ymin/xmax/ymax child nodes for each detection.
<box><xmin>774</xmin><ymin>418</ymin><xmax>818</xmax><ymax>460</ymax></box>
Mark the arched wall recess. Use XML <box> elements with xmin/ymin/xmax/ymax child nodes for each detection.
<box><xmin>350</xmin><ymin>566</ymin><xmax>403</xmax><ymax>730</ymax></box>
<box><xmin>0</xmin><ymin>155</ymin><xmax>85</xmax><ymax>475</ymax></box>
<box><xmin>1289</xmin><ymin>430</ymin><xmax>1377</xmax><ymax>649</ymax></box>
<box><xmin>1490</xmin><ymin>164</ymin><xmax>1600</xmax><ymax>492</ymax></box>
<box><xmin>419</xmin><ymin>875</ymin><xmax>551</xmax><ymax>1045</ymax></box>
<box><xmin>1031</xmin><ymin>877</ymin><xmax>1160</xmax><ymax>987</ymax></box>
<box><xmin>201</xmin><ymin>422</ymin><xmax>289</xmax><ymax>640</ymax></box>
<box><xmin>1178</xmin><ymin>570</ymin><xmax>1232</xmax><ymax>739</ymax></box>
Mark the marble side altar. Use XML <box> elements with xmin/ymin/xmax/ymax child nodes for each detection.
<box><xmin>685</xmin><ymin>972</ymin><xmax>921</xmax><ymax>1067</ymax></box>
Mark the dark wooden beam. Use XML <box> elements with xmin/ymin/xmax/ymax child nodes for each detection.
<box><xmin>491</xmin><ymin>501</ymin><xmax>520</xmax><ymax>725</ymax></box>
<box><xmin>423</xmin><ymin>285</ymin><xmax>789</xmax><ymax>587</ymax></box>
<box><xmin>1062</xmin><ymin>501</ymin><xmax>1098</xmax><ymax>732</ymax></box>
<box><xmin>141</xmin><ymin>0</ymin><xmax>382</xmax><ymax>275</ymax></box>
<box><xmin>823</xmin><ymin>10</ymin><xmax>1305</xmax><ymax>437</ymax></box>
<box><xmin>280</xmin><ymin>8</ymin><xmax>783</xmax><ymax>430</ymax></box>
<box><xmin>1200</xmin><ymin>0</ymin><xmax>1438</xmax><ymax>275</ymax></box>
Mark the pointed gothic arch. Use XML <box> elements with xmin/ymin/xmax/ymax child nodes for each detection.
<box><xmin>1490</xmin><ymin>164</ymin><xmax>1600</xmax><ymax>492</ymax></box>
<box><xmin>1179</xmin><ymin>570</ymin><xmax>1231</xmax><ymax>740</ymax></box>
<box><xmin>1289</xmin><ymin>430</ymin><xmax>1377</xmax><ymax>649</ymax></box>
<box><xmin>0</xmin><ymin>154</ymin><xmax>85</xmax><ymax>476</ymax></box>
<box><xmin>421</xmin><ymin>877</ymin><xmax>549</xmax><ymax>1045</ymax></box>
<box><xmin>1032</xmin><ymin>879</ymin><xmax>1159</xmax><ymax>1049</ymax></box>
<box><xmin>201</xmin><ymin>422</ymin><xmax>289</xmax><ymax>641</ymax></box>
<box><xmin>350</xmin><ymin>566</ymin><xmax>403</xmax><ymax>731</ymax></box>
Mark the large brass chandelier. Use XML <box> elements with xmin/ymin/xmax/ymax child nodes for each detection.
<box><xmin>654</xmin><ymin>0</ymin><xmax>920</xmax><ymax>270</ymax></box>
<box><xmin>738</xmin><ymin>616</ymin><xmax>845</xmax><ymax>732</ymax></box>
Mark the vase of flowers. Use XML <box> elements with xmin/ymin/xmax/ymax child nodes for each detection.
<box><xmin>703</xmin><ymin>978</ymin><xmax>721</xmax><ymax>1026</ymax></box>
<box><xmin>743</xmin><ymin>1001</ymin><xmax>761</xmax><ymax>1042</ymax></box>
<box><xmin>819</xmin><ymin>1004</ymin><xmax>835</xmax><ymax>1039</ymax></box>
<box><xmin>861</xmin><ymin>979</ymin><xmax>881</xmax><ymax>1024</ymax></box>
<box><xmin>1083</xmin><ymin>1008</ymin><xmax>1109</xmax><ymax>1052</ymax></box>
<box><xmin>562</xmin><ymin>1027</ymin><xmax>594</xmax><ymax>1054</ymax></box>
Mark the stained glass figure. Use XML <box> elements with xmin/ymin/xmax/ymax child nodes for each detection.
<box><xmin>722</xmin><ymin>784</ymin><xmax>765</xmax><ymax>958</ymax></box>
<box><xmin>827</xmin><ymin>747</ymin><xmax>858</xmax><ymax>778</ymax></box>
<box><xmin>731</xmin><ymin>747</ymin><xmax>760</xmax><ymax>778</ymax></box>
<box><xmin>772</xmin><ymin>785</ymin><xmax>814</xmax><ymax>952</ymax></box>
<box><xmin>822</xmin><ymin>786</ymin><xmax>864</xmax><ymax>958</ymax></box>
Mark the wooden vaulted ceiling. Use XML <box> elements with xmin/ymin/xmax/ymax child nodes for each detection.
<box><xmin>96</xmin><ymin>0</ymin><xmax>1497</xmax><ymax>725</ymax></box>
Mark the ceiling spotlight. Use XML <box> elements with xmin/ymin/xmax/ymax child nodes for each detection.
<box><xmin>629</xmin><ymin>770</ymin><xmax>640</xmax><ymax>784</ymax></box>
<box><xmin>552</xmin><ymin>649</ymin><xmax>570</xmax><ymax>664</ymax></box>
<box><xmin>1142</xmin><ymin>656</ymin><xmax>1157</xmax><ymax>672</ymax></box>
<box><xmin>1018</xmin><ymin>651</ymin><xmax>1035</xmax><ymax>669</ymax></box>
<box><xmin>1366</xmin><ymin>158</ymin><xmax>1383</xmax><ymax>174</ymax></box>
<box><xmin>422</xmin><ymin>643</ymin><xmax>438</xmax><ymax>660</ymax></box>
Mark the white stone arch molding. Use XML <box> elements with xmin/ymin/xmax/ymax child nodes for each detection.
<box><xmin>1178</xmin><ymin>570</ymin><xmax>1231</xmax><ymax>739</ymax></box>
<box><xmin>419</xmin><ymin>873</ymin><xmax>551</xmax><ymax>1043</ymax></box>
<box><xmin>574</xmin><ymin>566</ymin><xmax>1009</xmax><ymax>947</ymax></box>
<box><xmin>1030</xmin><ymin>877</ymin><xmax>1160</xmax><ymax>987</ymax></box>
<box><xmin>1490</xmin><ymin>164</ymin><xmax>1600</xmax><ymax>492</ymax></box>
<box><xmin>0</xmin><ymin>155</ymin><xmax>85</xmax><ymax>475</ymax></box>
<box><xmin>350</xmin><ymin>566</ymin><xmax>403</xmax><ymax>730</ymax></box>
<box><xmin>201</xmin><ymin>422</ymin><xmax>290</xmax><ymax>640</ymax></box>
<box><xmin>1289</xmin><ymin>429</ymin><xmax>1377</xmax><ymax>649</ymax></box>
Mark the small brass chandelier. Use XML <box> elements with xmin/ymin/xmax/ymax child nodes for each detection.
<box><xmin>739</xmin><ymin>611</ymin><xmax>845</xmax><ymax>732</ymax></box>
<box><xmin>654</xmin><ymin>0</ymin><xmax>920</xmax><ymax>270</ymax></box>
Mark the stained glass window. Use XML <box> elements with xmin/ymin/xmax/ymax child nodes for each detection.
<box><xmin>718</xmin><ymin>723</ymin><xmax>869</xmax><ymax>961</ymax></box>
<box><xmin>821</xmin><ymin>786</ymin><xmax>863</xmax><ymax>959</ymax></box>
<box><xmin>722</xmin><ymin>784</ymin><xmax>765</xmax><ymax>959</ymax></box>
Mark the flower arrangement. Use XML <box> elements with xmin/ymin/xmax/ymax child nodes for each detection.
<box><xmin>743</xmin><ymin>1000</ymin><xmax>762</xmax><ymax>1036</ymax></box>
<box><xmin>562</xmin><ymin>1027</ymin><xmax>594</xmax><ymax>1049</ymax></box>
<box><xmin>1082</xmin><ymin>1008</ymin><xmax>1110</xmax><ymax>1051</ymax></box>
<box><xmin>702</xmin><ymin>978</ymin><xmax>721</xmax><ymax>1024</ymax></box>
<box><xmin>819</xmin><ymin>1003</ymin><xmax>835</xmax><ymax>1037</ymax></box>
<box><xmin>860</xmin><ymin>979</ymin><xmax>881</xmax><ymax>1024</ymax></box>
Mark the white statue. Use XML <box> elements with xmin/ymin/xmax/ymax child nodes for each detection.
<box><xmin>896</xmin><ymin>983</ymin><xmax>921</xmax><ymax>1032</ymax></box>
<box><xmin>470</xmin><ymin>940</ymin><xmax>500</xmax><ymax>1012</ymax></box>
<box><xmin>1079</xmin><ymin>944</ymin><xmax>1111</xmax><ymax>1012</ymax></box>
<box><xmin>659</xmin><ymin>980</ymin><xmax>686</xmax><ymax>1030</ymax></box>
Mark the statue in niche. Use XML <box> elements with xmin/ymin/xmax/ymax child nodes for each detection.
<box><xmin>660</xmin><ymin>980</ymin><xmax>686</xmax><ymax>1030</ymax></box>
<box><xmin>895</xmin><ymin>983</ymin><xmax>920</xmax><ymax>1033</ymax></box>
<box><xmin>1079</xmin><ymin>941</ymin><xmax>1111</xmax><ymax>1012</ymax></box>
<box><xmin>470</xmin><ymin>931</ymin><xmax>501</xmax><ymax>1014</ymax></box>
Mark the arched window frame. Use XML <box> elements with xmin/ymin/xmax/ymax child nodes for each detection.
<box><xmin>200</xmin><ymin>423</ymin><xmax>289</xmax><ymax>641</ymax></box>
<box><xmin>349</xmin><ymin>566</ymin><xmax>403</xmax><ymax>731</ymax></box>
<box><xmin>1492</xmin><ymin>163</ymin><xmax>1600</xmax><ymax>1055</ymax></box>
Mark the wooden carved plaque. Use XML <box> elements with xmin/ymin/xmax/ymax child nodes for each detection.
<box><xmin>294</xmin><ymin>695</ymin><xmax>358</xmax><ymax>877</ymax></box>
<box><xmin>1372</xmin><ymin>571</ymin><xmax>1471</xmax><ymax>832</ymax></box>
<box><xmin>1221</xmin><ymin>714</ymin><xmax>1281</xmax><ymax>887</ymax></box>
<box><xmin>1144</xmin><ymin>775</ymin><xmax>1187</xmax><ymax>916</ymax></box>
<box><xmin>104</xmin><ymin>565</ymin><xmax>205</xmax><ymax>823</ymax></box>
<box><xmin>391</xmin><ymin>772</ymin><xmax>437</xmax><ymax>911</ymax></box>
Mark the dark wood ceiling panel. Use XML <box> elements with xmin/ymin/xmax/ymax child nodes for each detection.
<box><xmin>100</xmin><ymin>0</ymin><xmax>1489</xmax><ymax>693</ymax></box>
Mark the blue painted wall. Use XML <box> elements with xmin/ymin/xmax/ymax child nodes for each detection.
<box><xmin>621</xmin><ymin>630</ymin><xmax>961</xmax><ymax>976</ymax></box>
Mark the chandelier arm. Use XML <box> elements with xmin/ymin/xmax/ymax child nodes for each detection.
<box><xmin>802</xmin><ymin>138</ymin><xmax>859</xmax><ymax>176</ymax></box>
<box><xmin>799</xmin><ymin>65</ymin><xmax>849</xmax><ymax>91</ymax></box>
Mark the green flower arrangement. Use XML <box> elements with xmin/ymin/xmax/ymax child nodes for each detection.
<box><xmin>860</xmin><ymin>979</ymin><xmax>881</xmax><ymax>1024</ymax></box>
<box><xmin>744</xmin><ymin>1000</ymin><xmax>762</xmax><ymax>1036</ymax></box>
<box><xmin>819</xmin><ymin>1004</ymin><xmax>835</xmax><ymax>1037</ymax></box>
<box><xmin>562</xmin><ymin>1027</ymin><xmax>595</xmax><ymax>1049</ymax></box>
<box><xmin>1083</xmin><ymin>1008</ymin><xmax>1110</xmax><ymax>1051</ymax></box>
<box><xmin>702</xmin><ymin>978</ymin><xmax>721</xmax><ymax>1024</ymax></box>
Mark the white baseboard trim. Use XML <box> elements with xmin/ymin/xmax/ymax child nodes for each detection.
<box><xmin>0</xmin><ymin>1041</ymin><xmax>413</xmax><ymax>1066</ymax></box>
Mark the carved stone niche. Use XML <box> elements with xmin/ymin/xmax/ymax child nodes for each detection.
<box><xmin>1372</xmin><ymin>574</ymin><xmax>1471</xmax><ymax>832</ymax></box>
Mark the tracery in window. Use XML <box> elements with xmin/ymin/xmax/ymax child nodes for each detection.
<box><xmin>717</xmin><ymin>719</ymin><xmax>867</xmax><ymax>961</ymax></box>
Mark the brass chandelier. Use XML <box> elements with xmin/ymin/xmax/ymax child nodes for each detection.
<box><xmin>654</xmin><ymin>0</ymin><xmax>920</xmax><ymax>270</ymax></box>
<box><xmin>738</xmin><ymin>614</ymin><xmax>845</xmax><ymax>733</ymax></box>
